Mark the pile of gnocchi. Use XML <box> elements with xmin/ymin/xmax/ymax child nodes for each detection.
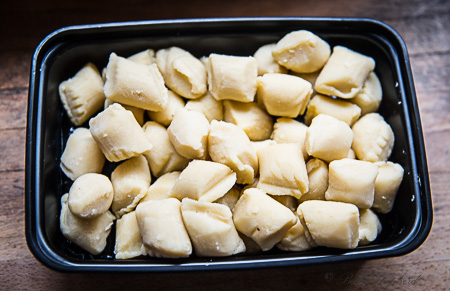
<box><xmin>58</xmin><ymin>29</ymin><xmax>404</xmax><ymax>259</ymax></box>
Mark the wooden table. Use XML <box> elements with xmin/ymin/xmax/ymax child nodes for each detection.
<box><xmin>1</xmin><ymin>0</ymin><xmax>448</xmax><ymax>290</ymax></box>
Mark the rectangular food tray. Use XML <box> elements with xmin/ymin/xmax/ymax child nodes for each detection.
<box><xmin>25</xmin><ymin>17</ymin><xmax>433</xmax><ymax>272</ymax></box>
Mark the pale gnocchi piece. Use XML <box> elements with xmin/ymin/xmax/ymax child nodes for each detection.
<box><xmin>358</xmin><ymin>209</ymin><xmax>382</xmax><ymax>246</ymax></box>
<box><xmin>315</xmin><ymin>46</ymin><xmax>375</xmax><ymax>99</ymax></box>
<box><xmin>127</xmin><ymin>48</ymin><xmax>155</xmax><ymax>65</ymax></box>
<box><xmin>60</xmin><ymin>193</ymin><xmax>115</xmax><ymax>255</ymax></box>
<box><xmin>257</xmin><ymin>143</ymin><xmax>309</xmax><ymax>199</ymax></box>
<box><xmin>114</xmin><ymin>211</ymin><xmax>146</xmax><ymax>259</ymax></box>
<box><xmin>304</xmin><ymin>94</ymin><xmax>361</xmax><ymax>126</ymax></box>
<box><xmin>257</xmin><ymin>73</ymin><xmax>312</xmax><ymax>118</ymax></box>
<box><xmin>142</xmin><ymin>121</ymin><xmax>189</xmax><ymax>178</ymax></box>
<box><xmin>60</xmin><ymin>127</ymin><xmax>105</xmax><ymax>181</ymax></box>
<box><xmin>59</xmin><ymin>63</ymin><xmax>105</xmax><ymax>126</ymax></box>
<box><xmin>104</xmin><ymin>98</ymin><xmax>145</xmax><ymax>126</ymax></box>
<box><xmin>298</xmin><ymin>158</ymin><xmax>329</xmax><ymax>202</ymax></box>
<box><xmin>352</xmin><ymin>113</ymin><xmax>395</xmax><ymax>162</ymax></box>
<box><xmin>141</xmin><ymin>171</ymin><xmax>181</xmax><ymax>203</ymax></box>
<box><xmin>147</xmin><ymin>90</ymin><xmax>185</xmax><ymax>127</ymax></box>
<box><xmin>135</xmin><ymin>198</ymin><xmax>192</xmax><ymax>258</ymax></box>
<box><xmin>297</xmin><ymin>200</ymin><xmax>360</xmax><ymax>249</ymax></box>
<box><xmin>167</xmin><ymin>108</ymin><xmax>210</xmax><ymax>160</ymax></box>
<box><xmin>253</xmin><ymin>43</ymin><xmax>288</xmax><ymax>76</ymax></box>
<box><xmin>103</xmin><ymin>53</ymin><xmax>168</xmax><ymax>111</ymax></box>
<box><xmin>305</xmin><ymin>114</ymin><xmax>353</xmax><ymax>162</ymax></box>
<box><xmin>111</xmin><ymin>155</ymin><xmax>151</xmax><ymax>218</ymax></box>
<box><xmin>250</xmin><ymin>139</ymin><xmax>277</xmax><ymax>156</ymax></box>
<box><xmin>156</xmin><ymin>46</ymin><xmax>207</xmax><ymax>99</ymax></box>
<box><xmin>223</xmin><ymin>100</ymin><xmax>273</xmax><ymax>141</ymax></box>
<box><xmin>181</xmin><ymin>198</ymin><xmax>246</xmax><ymax>257</ymax></box>
<box><xmin>170</xmin><ymin>160</ymin><xmax>237</xmax><ymax>202</ymax></box>
<box><xmin>208</xmin><ymin>120</ymin><xmax>258</xmax><ymax>184</ymax></box>
<box><xmin>232</xmin><ymin>188</ymin><xmax>298</xmax><ymax>251</ymax></box>
<box><xmin>208</xmin><ymin>53</ymin><xmax>257</xmax><ymax>103</ymax></box>
<box><xmin>270</xmin><ymin>117</ymin><xmax>308</xmax><ymax>160</ymax></box>
<box><xmin>325</xmin><ymin>158</ymin><xmax>379</xmax><ymax>209</ymax></box>
<box><xmin>215</xmin><ymin>185</ymin><xmax>241</xmax><ymax>210</ymax></box>
<box><xmin>276</xmin><ymin>214</ymin><xmax>314</xmax><ymax>252</ymax></box>
<box><xmin>67</xmin><ymin>173</ymin><xmax>114</xmax><ymax>219</ymax></box>
<box><xmin>185</xmin><ymin>91</ymin><xmax>224</xmax><ymax>122</ymax></box>
<box><xmin>373</xmin><ymin>161</ymin><xmax>404</xmax><ymax>214</ymax></box>
<box><xmin>89</xmin><ymin>103</ymin><xmax>152</xmax><ymax>162</ymax></box>
<box><xmin>350</xmin><ymin>72</ymin><xmax>382</xmax><ymax>115</ymax></box>
<box><xmin>272</xmin><ymin>30</ymin><xmax>331</xmax><ymax>73</ymax></box>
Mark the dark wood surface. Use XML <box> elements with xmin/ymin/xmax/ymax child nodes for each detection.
<box><xmin>1</xmin><ymin>0</ymin><xmax>449</xmax><ymax>290</ymax></box>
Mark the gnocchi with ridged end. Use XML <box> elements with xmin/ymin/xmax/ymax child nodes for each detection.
<box><xmin>181</xmin><ymin>198</ymin><xmax>246</xmax><ymax>257</ymax></box>
<box><xmin>233</xmin><ymin>188</ymin><xmax>298</xmax><ymax>251</ymax></box>
<box><xmin>208</xmin><ymin>120</ymin><xmax>258</xmax><ymax>184</ymax></box>
<box><xmin>60</xmin><ymin>193</ymin><xmax>115</xmax><ymax>255</ymax></box>
<box><xmin>67</xmin><ymin>173</ymin><xmax>113</xmax><ymax>219</ymax></box>
<box><xmin>135</xmin><ymin>198</ymin><xmax>192</xmax><ymax>258</ymax></box>
<box><xmin>59</xmin><ymin>63</ymin><xmax>105</xmax><ymax>126</ymax></box>
<box><xmin>272</xmin><ymin>30</ymin><xmax>331</xmax><ymax>73</ymax></box>
<box><xmin>170</xmin><ymin>160</ymin><xmax>237</xmax><ymax>203</ymax></box>
<box><xmin>297</xmin><ymin>200</ymin><xmax>360</xmax><ymax>249</ymax></box>
<box><xmin>103</xmin><ymin>53</ymin><xmax>168</xmax><ymax>111</ymax></box>
<box><xmin>114</xmin><ymin>211</ymin><xmax>146</xmax><ymax>259</ymax></box>
<box><xmin>60</xmin><ymin>127</ymin><xmax>105</xmax><ymax>181</ymax></box>
<box><xmin>352</xmin><ymin>113</ymin><xmax>395</xmax><ymax>162</ymax></box>
<box><xmin>89</xmin><ymin>103</ymin><xmax>152</xmax><ymax>162</ymax></box>
<box><xmin>315</xmin><ymin>46</ymin><xmax>375</xmax><ymax>99</ymax></box>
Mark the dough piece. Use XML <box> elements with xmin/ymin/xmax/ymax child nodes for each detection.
<box><xmin>104</xmin><ymin>98</ymin><xmax>145</xmax><ymax>125</ymax></box>
<box><xmin>208</xmin><ymin>53</ymin><xmax>257</xmax><ymax>103</ymax></box>
<box><xmin>232</xmin><ymin>188</ymin><xmax>297</xmax><ymax>251</ymax></box>
<box><xmin>352</xmin><ymin>113</ymin><xmax>395</xmax><ymax>162</ymax></box>
<box><xmin>114</xmin><ymin>211</ymin><xmax>146</xmax><ymax>259</ymax></box>
<box><xmin>181</xmin><ymin>198</ymin><xmax>246</xmax><ymax>257</ymax></box>
<box><xmin>60</xmin><ymin>193</ymin><xmax>115</xmax><ymax>255</ymax></box>
<box><xmin>298</xmin><ymin>200</ymin><xmax>360</xmax><ymax>249</ymax></box>
<box><xmin>185</xmin><ymin>91</ymin><xmax>224</xmax><ymax>122</ymax></box>
<box><xmin>350</xmin><ymin>72</ymin><xmax>382</xmax><ymax>115</ymax></box>
<box><xmin>270</xmin><ymin>117</ymin><xmax>308</xmax><ymax>160</ymax></box>
<box><xmin>141</xmin><ymin>171</ymin><xmax>181</xmax><ymax>202</ymax></box>
<box><xmin>257</xmin><ymin>143</ymin><xmax>309</xmax><ymax>199</ymax></box>
<box><xmin>111</xmin><ymin>155</ymin><xmax>151</xmax><ymax>218</ymax></box>
<box><xmin>325</xmin><ymin>158</ymin><xmax>379</xmax><ymax>209</ymax></box>
<box><xmin>257</xmin><ymin>73</ymin><xmax>312</xmax><ymax>117</ymax></box>
<box><xmin>89</xmin><ymin>103</ymin><xmax>152</xmax><ymax>162</ymax></box>
<box><xmin>170</xmin><ymin>160</ymin><xmax>237</xmax><ymax>202</ymax></box>
<box><xmin>315</xmin><ymin>46</ymin><xmax>375</xmax><ymax>99</ymax></box>
<box><xmin>135</xmin><ymin>199</ymin><xmax>192</xmax><ymax>258</ymax></box>
<box><xmin>276</xmin><ymin>214</ymin><xmax>314</xmax><ymax>252</ymax></box>
<box><xmin>156</xmin><ymin>46</ymin><xmax>207</xmax><ymax>99</ymax></box>
<box><xmin>251</xmin><ymin>139</ymin><xmax>277</xmax><ymax>155</ymax></box>
<box><xmin>103</xmin><ymin>53</ymin><xmax>168</xmax><ymax>111</ymax></box>
<box><xmin>67</xmin><ymin>173</ymin><xmax>113</xmax><ymax>219</ymax></box>
<box><xmin>272</xmin><ymin>30</ymin><xmax>331</xmax><ymax>73</ymax></box>
<box><xmin>142</xmin><ymin>121</ymin><xmax>189</xmax><ymax>178</ymax></box>
<box><xmin>208</xmin><ymin>120</ymin><xmax>258</xmax><ymax>184</ymax></box>
<box><xmin>215</xmin><ymin>185</ymin><xmax>241</xmax><ymax>210</ymax></box>
<box><xmin>253</xmin><ymin>43</ymin><xmax>288</xmax><ymax>76</ymax></box>
<box><xmin>59</xmin><ymin>63</ymin><xmax>105</xmax><ymax>126</ymax></box>
<box><xmin>373</xmin><ymin>161</ymin><xmax>404</xmax><ymax>214</ymax></box>
<box><xmin>147</xmin><ymin>90</ymin><xmax>185</xmax><ymax>127</ymax></box>
<box><xmin>304</xmin><ymin>94</ymin><xmax>361</xmax><ymax>126</ymax></box>
<box><xmin>223</xmin><ymin>100</ymin><xmax>273</xmax><ymax>141</ymax></box>
<box><xmin>127</xmin><ymin>49</ymin><xmax>155</xmax><ymax>65</ymax></box>
<box><xmin>167</xmin><ymin>108</ymin><xmax>210</xmax><ymax>160</ymax></box>
<box><xmin>358</xmin><ymin>209</ymin><xmax>382</xmax><ymax>246</ymax></box>
<box><xmin>305</xmin><ymin>114</ymin><xmax>353</xmax><ymax>162</ymax></box>
<box><xmin>298</xmin><ymin>158</ymin><xmax>329</xmax><ymax>202</ymax></box>
<box><xmin>60</xmin><ymin>127</ymin><xmax>105</xmax><ymax>181</ymax></box>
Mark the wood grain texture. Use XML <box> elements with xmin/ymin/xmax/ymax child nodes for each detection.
<box><xmin>0</xmin><ymin>0</ymin><xmax>449</xmax><ymax>290</ymax></box>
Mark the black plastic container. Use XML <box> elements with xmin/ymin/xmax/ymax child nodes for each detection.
<box><xmin>25</xmin><ymin>17</ymin><xmax>433</xmax><ymax>272</ymax></box>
